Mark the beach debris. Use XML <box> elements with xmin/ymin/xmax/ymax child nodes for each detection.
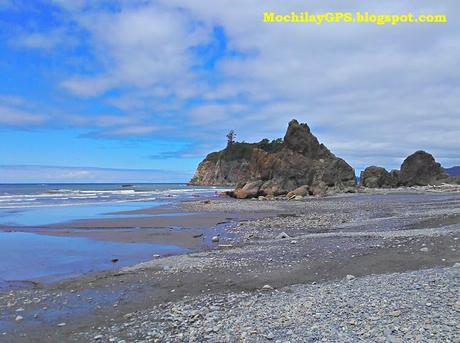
<box><xmin>111</xmin><ymin>258</ymin><xmax>119</xmax><ymax>263</ymax></box>
<box><xmin>262</xmin><ymin>284</ymin><xmax>274</xmax><ymax>291</ymax></box>
<box><xmin>57</xmin><ymin>322</ymin><xmax>67</xmax><ymax>327</ymax></box>
<box><xmin>276</xmin><ymin>232</ymin><xmax>291</xmax><ymax>239</ymax></box>
<box><xmin>211</xmin><ymin>235</ymin><xmax>220</xmax><ymax>243</ymax></box>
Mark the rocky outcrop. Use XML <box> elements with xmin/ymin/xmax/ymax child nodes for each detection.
<box><xmin>360</xmin><ymin>166</ymin><xmax>398</xmax><ymax>188</ymax></box>
<box><xmin>190</xmin><ymin>119</ymin><xmax>356</xmax><ymax>197</ymax></box>
<box><xmin>399</xmin><ymin>151</ymin><xmax>449</xmax><ymax>186</ymax></box>
<box><xmin>360</xmin><ymin>151</ymin><xmax>451</xmax><ymax>189</ymax></box>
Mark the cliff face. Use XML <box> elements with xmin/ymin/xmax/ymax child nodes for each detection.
<box><xmin>189</xmin><ymin>119</ymin><xmax>356</xmax><ymax>195</ymax></box>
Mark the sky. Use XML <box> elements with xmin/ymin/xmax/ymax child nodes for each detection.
<box><xmin>0</xmin><ymin>0</ymin><xmax>459</xmax><ymax>183</ymax></box>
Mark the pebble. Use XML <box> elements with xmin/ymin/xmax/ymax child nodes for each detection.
<box><xmin>211</xmin><ymin>236</ymin><xmax>220</xmax><ymax>243</ymax></box>
<box><xmin>276</xmin><ymin>232</ymin><xmax>291</xmax><ymax>239</ymax></box>
<box><xmin>15</xmin><ymin>316</ymin><xmax>24</xmax><ymax>322</ymax></box>
<box><xmin>346</xmin><ymin>274</ymin><xmax>356</xmax><ymax>281</ymax></box>
<box><xmin>390</xmin><ymin>310</ymin><xmax>401</xmax><ymax>317</ymax></box>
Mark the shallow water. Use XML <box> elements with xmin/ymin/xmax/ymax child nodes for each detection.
<box><xmin>0</xmin><ymin>183</ymin><xmax>227</xmax><ymax>226</ymax></box>
<box><xmin>0</xmin><ymin>200</ymin><xmax>166</xmax><ymax>226</ymax></box>
<box><xmin>0</xmin><ymin>183</ymin><xmax>229</xmax><ymax>286</ymax></box>
<box><xmin>0</xmin><ymin>231</ymin><xmax>186</xmax><ymax>284</ymax></box>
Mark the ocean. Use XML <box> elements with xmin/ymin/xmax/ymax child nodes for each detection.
<box><xmin>0</xmin><ymin>183</ymin><xmax>225</xmax><ymax>226</ymax></box>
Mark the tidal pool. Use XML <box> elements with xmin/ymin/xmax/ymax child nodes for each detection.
<box><xmin>0</xmin><ymin>231</ymin><xmax>186</xmax><ymax>285</ymax></box>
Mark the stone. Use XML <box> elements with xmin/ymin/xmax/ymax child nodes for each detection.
<box><xmin>420</xmin><ymin>247</ymin><xmax>429</xmax><ymax>252</ymax></box>
<box><xmin>211</xmin><ymin>235</ymin><xmax>220</xmax><ymax>243</ymax></box>
<box><xmin>233</xmin><ymin>189</ymin><xmax>249</xmax><ymax>199</ymax></box>
<box><xmin>15</xmin><ymin>315</ymin><xmax>23</xmax><ymax>322</ymax></box>
<box><xmin>399</xmin><ymin>151</ymin><xmax>449</xmax><ymax>186</ymax></box>
<box><xmin>346</xmin><ymin>274</ymin><xmax>356</xmax><ymax>281</ymax></box>
<box><xmin>57</xmin><ymin>322</ymin><xmax>67</xmax><ymax>327</ymax></box>
<box><xmin>240</xmin><ymin>180</ymin><xmax>264</xmax><ymax>198</ymax></box>
<box><xmin>360</xmin><ymin>166</ymin><xmax>398</xmax><ymax>188</ymax></box>
<box><xmin>276</xmin><ymin>232</ymin><xmax>291</xmax><ymax>239</ymax></box>
<box><xmin>390</xmin><ymin>310</ymin><xmax>401</xmax><ymax>317</ymax></box>
<box><xmin>287</xmin><ymin>185</ymin><xmax>310</xmax><ymax>198</ymax></box>
<box><xmin>310</xmin><ymin>181</ymin><xmax>327</xmax><ymax>196</ymax></box>
<box><xmin>262</xmin><ymin>284</ymin><xmax>274</xmax><ymax>291</ymax></box>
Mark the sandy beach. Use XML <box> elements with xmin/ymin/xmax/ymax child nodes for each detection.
<box><xmin>0</xmin><ymin>190</ymin><xmax>459</xmax><ymax>342</ymax></box>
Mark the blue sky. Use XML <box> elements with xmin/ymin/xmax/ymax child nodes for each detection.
<box><xmin>0</xmin><ymin>0</ymin><xmax>459</xmax><ymax>182</ymax></box>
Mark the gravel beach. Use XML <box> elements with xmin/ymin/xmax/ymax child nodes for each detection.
<box><xmin>1</xmin><ymin>190</ymin><xmax>459</xmax><ymax>342</ymax></box>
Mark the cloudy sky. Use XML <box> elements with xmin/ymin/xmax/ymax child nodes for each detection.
<box><xmin>0</xmin><ymin>0</ymin><xmax>459</xmax><ymax>183</ymax></box>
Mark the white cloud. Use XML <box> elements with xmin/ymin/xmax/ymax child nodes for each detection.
<box><xmin>0</xmin><ymin>165</ymin><xmax>190</xmax><ymax>182</ymax></box>
<box><xmin>13</xmin><ymin>30</ymin><xmax>67</xmax><ymax>50</ymax></box>
<box><xmin>0</xmin><ymin>105</ymin><xmax>48</xmax><ymax>127</ymax></box>
<box><xmin>8</xmin><ymin>0</ymin><xmax>460</xmax><ymax>169</ymax></box>
<box><xmin>94</xmin><ymin>125</ymin><xmax>159</xmax><ymax>137</ymax></box>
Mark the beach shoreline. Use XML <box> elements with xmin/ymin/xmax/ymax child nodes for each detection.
<box><xmin>0</xmin><ymin>190</ymin><xmax>459</xmax><ymax>342</ymax></box>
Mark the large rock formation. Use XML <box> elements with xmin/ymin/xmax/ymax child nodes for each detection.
<box><xmin>359</xmin><ymin>150</ymin><xmax>450</xmax><ymax>189</ymax></box>
<box><xmin>399</xmin><ymin>151</ymin><xmax>449</xmax><ymax>186</ymax></box>
<box><xmin>360</xmin><ymin>166</ymin><xmax>398</xmax><ymax>188</ymax></box>
<box><xmin>190</xmin><ymin>119</ymin><xmax>356</xmax><ymax>197</ymax></box>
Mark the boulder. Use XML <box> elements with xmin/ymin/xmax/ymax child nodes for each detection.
<box><xmin>399</xmin><ymin>151</ymin><xmax>449</xmax><ymax>186</ymax></box>
<box><xmin>310</xmin><ymin>181</ymin><xmax>327</xmax><ymax>196</ymax></box>
<box><xmin>360</xmin><ymin>166</ymin><xmax>398</xmax><ymax>188</ymax></box>
<box><xmin>287</xmin><ymin>185</ymin><xmax>310</xmax><ymax>198</ymax></box>
<box><xmin>241</xmin><ymin>180</ymin><xmax>264</xmax><ymax>198</ymax></box>
<box><xmin>233</xmin><ymin>189</ymin><xmax>249</xmax><ymax>199</ymax></box>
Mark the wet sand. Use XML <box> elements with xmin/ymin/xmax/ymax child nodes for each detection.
<box><xmin>0</xmin><ymin>191</ymin><xmax>459</xmax><ymax>342</ymax></box>
<box><xmin>1</xmin><ymin>201</ymin><xmax>278</xmax><ymax>248</ymax></box>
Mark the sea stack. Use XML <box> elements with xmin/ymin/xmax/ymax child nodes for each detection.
<box><xmin>190</xmin><ymin>119</ymin><xmax>356</xmax><ymax>197</ymax></box>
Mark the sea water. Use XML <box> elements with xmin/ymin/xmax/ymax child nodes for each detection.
<box><xmin>0</xmin><ymin>183</ymin><xmax>228</xmax><ymax>285</ymax></box>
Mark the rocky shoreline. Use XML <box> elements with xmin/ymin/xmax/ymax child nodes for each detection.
<box><xmin>0</xmin><ymin>189</ymin><xmax>459</xmax><ymax>342</ymax></box>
